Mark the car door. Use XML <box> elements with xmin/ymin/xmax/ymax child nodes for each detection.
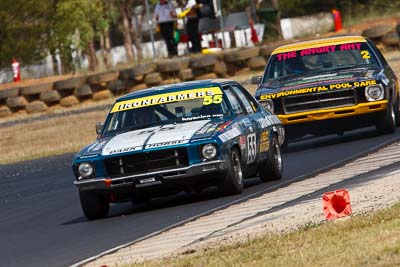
<box><xmin>229</xmin><ymin>83</ymin><xmax>279</xmax><ymax>161</ymax></box>
<box><xmin>223</xmin><ymin>83</ymin><xmax>261</xmax><ymax>166</ymax></box>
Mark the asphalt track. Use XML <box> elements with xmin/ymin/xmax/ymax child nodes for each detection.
<box><xmin>1</xmin><ymin>127</ymin><xmax>400</xmax><ymax>267</ymax></box>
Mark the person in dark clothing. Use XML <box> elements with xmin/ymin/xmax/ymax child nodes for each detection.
<box><xmin>183</xmin><ymin>0</ymin><xmax>201</xmax><ymax>53</ymax></box>
<box><xmin>154</xmin><ymin>0</ymin><xmax>178</xmax><ymax>57</ymax></box>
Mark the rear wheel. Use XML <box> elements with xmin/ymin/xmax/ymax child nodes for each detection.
<box><xmin>260</xmin><ymin>135</ymin><xmax>283</xmax><ymax>182</ymax></box>
<box><xmin>376</xmin><ymin>101</ymin><xmax>396</xmax><ymax>134</ymax></box>
<box><xmin>218</xmin><ymin>148</ymin><xmax>243</xmax><ymax>195</ymax></box>
<box><xmin>79</xmin><ymin>190</ymin><xmax>110</xmax><ymax>220</ymax></box>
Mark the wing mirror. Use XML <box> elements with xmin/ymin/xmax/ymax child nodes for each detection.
<box><xmin>95</xmin><ymin>122</ymin><xmax>104</xmax><ymax>135</ymax></box>
<box><xmin>252</xmin><ymin>75</ymin><xmax>262</xmax><ymax>84</ymax></box>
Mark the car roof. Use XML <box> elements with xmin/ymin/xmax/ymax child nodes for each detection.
<box><xmin>271</xmin><ymin>35</ymin><xmax>368</xmax><ymax>55</ymax></box>
<box><xmin>116</xmin><ymin>79</ymin><xmax>233</xmax><ymax>102</ymax></box>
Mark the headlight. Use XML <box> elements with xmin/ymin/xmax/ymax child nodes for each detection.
<box><xmin>365</xmin><ymin>85</ymin><xmax>384</xmax><ymax>101</ymax></box>
<box><xmin>201</xmin><ymin>144</ymin><xmax>217</xmax><ymax>160</ymax></box>
<box><xmin>78</xmin><ymin>162</ymin><xmax>94</xmax><ymax>178</ymax></box>
<box><xmin>260</xmin><ymin>100</ymin><xmax>274</xmax><ymax>113</ymax></box>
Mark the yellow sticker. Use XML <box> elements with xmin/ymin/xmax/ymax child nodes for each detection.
<box><xmin>111</xmin><ymin>87</ymin><xmax>223</xmax><ymax>113</ymax></box>
<box><xmin>361</xmin><ymin>50</ymin><xmax>371</xmax><ymax>59</ymax></box>
<box><xmin>261</xmin><ymin>131</ymin><xmax>269</xmax><ymax>141</ymax></box>
<box><xmin>260</xmin><ymin>131</ymin><xmax>269</xmax><ymax>152</ymax></box>
<box><xmin>203</xmin><ymin>94</ymin><xmax>223</xmax><ymax>105</ymax></box>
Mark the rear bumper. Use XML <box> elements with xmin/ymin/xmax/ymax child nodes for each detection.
<box><xmin>74</xmin><ymin>160</ymin><xmax>227</xmax><ymax>191</ymax></box>
<box><xmin>278</xmin><ymin>100</ymin><xmax>388</xmax><ymax>125</ymax></box>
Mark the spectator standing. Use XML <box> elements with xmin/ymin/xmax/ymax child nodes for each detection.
<box><xmin>154</xmin><ymin>0</ymin><xmax>178</xmax><ymax>57</ymax></box>
<box><xmin>183</xmin><ymin>0</ymin><xmax>201</xmax><ymax>53</ymax></box>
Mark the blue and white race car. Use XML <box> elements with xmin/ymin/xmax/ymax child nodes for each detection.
<box><xmin>72</xmin><ymin>79</ymin><xmax>284</xmax><ymax>220</ymax></box>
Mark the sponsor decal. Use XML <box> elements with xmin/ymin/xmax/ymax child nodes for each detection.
<box><xmin>109</xmin><ymin>146</ymin><xmax>141</xmax><ymax>155</ymax></box>
<box><xmin>239</xmin><ymin>135</ymin><xmax>246</xmax><ymax>150</ymax></box>
<box><xmin>195</xmin><ymin>122</ymin><xmax>219</xmax><ymax>135</ymax></box>
<box><xmin>269</xmin><ymin>115</ymin><xmax>281</xmax><ymax>125</ymax></box>
<box><xmin>219</xmin><ymin>127</ymin><xmax>241</xmax><ymax>142</ymax></box>
<box><xmin>276</xmin><ymin>43</ymin><xmax>363</xmax><ymax>61</ymax></box>
<box><xmin>79</xmin><ymin>155</ymin><xmax>98</xmax><ymax>159</ymax></box>
<box><xmin>87</xmin><ymin>140</ymin><xmax>108</xmax><ymax>152</ymax></box>
<box><xmin>181</xmin><ymin>114</ymin><xmax>223</xmax><ymax>122</ymax></box>
<box><xmin>136</xmin><ymin>177</ymin><xmax>162</xmax><ymax>188</ymax></box>
<box><xmin>111</xmin><ymin>87</ymin><xmax>223</xmax><ymax>113</ymax></box>
<box><xmin>246</xmin><ymin>106</ymin><xmax>254</xmax><ymax>113</ymax></box>
<box><xmin>242</xmin><ymin>118</ymin><xmax>252</xmax><ymax>127</ymax></box>
<box><xmin>145</xmin><ymin>140</ymin><xmax>187</xmax><ymax>148</ymax></box>
<box><xmin>261</xmin><ymin>80</ymin><xmax>377</xmax><ymax>100</ymax></box>
<box><xmin>217</xmin><ymin>120</ymin><xmax>233</xmax><ymax>132</ymax></box>
<box><xmin>247</xmin><ymin>133</ymin><xmax>257</xmax><ymax>164</ymax></box>
<box><xmin>259</xmin><ymin>131</ymin><xmax>269</xmax><ymax>152</ymax></box>
<box><xmin>257</xmin><ymin>117</ymin><xmax>271</xmax><ymax>129</ymax></box>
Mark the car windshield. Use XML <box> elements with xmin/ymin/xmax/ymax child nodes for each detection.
<box><xmin>264</xmin><ymin>41</ymin><xmax>379</xmax><ymax>81</ymax></box>
<box><xmin>102</xmin><ymin>86</ymin><xmax>229</xmax><ymax>136</ymax></box>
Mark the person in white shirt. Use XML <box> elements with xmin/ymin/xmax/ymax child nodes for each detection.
<box><xmin>154</xmin><ymin>0</ymin><xmax>178</xmax><ymax>57</ymax></box>
<box><xmin>183</xmin><ymin>0</ymin><xmax>201</xmax><ymax>53</ymax></box>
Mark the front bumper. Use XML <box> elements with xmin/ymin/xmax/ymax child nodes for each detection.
<box><xmin>278</xmin><ymin>100</ymin><xmax>388</xmax><ymax>125</ymax></box>
<box><xmin>74</xmin><ymin>160</ymin><xmax>227</xmax><ymax>191</ymax></box>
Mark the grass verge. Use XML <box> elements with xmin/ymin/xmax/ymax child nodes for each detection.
<box><xmin>130</xmin><ymin>202</ymin><xmax>400</xmax><ymax>267</ymax></box>
<box><xmin>0</xmin><ymin>110</ymin><xmax>108</xmax><ymax>165</ymax></box>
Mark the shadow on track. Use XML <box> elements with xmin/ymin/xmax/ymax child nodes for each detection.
<box><xmin>63</xmin><ymin>178</ymin><xmax>263</xmax><ymax>224</ymax></box>
<box><xmin>283</xmin><ymin>127</ymin><xmax>384</xmax><ymax>153</ymax></box>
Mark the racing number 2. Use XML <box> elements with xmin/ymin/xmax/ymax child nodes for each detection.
<box><xmin>203</xmin><ymin>95</ymin><xmax>223</xmax><ymax>105</ymax></box>
<box><xmin>361</xmin><ymin>50</ymin><xmax>371</xmax><ymax>59</ymax></box>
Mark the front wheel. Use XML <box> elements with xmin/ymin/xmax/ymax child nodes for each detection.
<box><xmin>79</xmin><ymin>190</ymin><xmax>110</xmax><ymax>220</ymax></box>
<box><xmin>218</xmin><ymin>148</ymin><xmax>243</xmax><ymax>195</ymax></box>
<box><xmin>376</xmin><ymin>101</ymin><xmax>396</xmax><ymax>134</ymax></box>
<box><xmin>394</xmin><ymin>96</ymin><xmax>400</xmax><ymax>127</ymax></box>
<box><xmin>260</xmin><ymin>135</ymin><xmax>283</xmax><ymax>182</ymax></box>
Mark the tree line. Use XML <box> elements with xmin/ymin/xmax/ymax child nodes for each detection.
<box><xmin>1</xmin><ymin>0</ymin><xmax>399</xmax><ymax>74</ymax></box>
<box><xmin>0</xmin><ymin>0</ymin><xmax>154</xmax><ymax>74</ymax></box>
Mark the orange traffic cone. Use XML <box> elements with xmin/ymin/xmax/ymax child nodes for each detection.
<box><xmin>322</xmin><ymin>189</ymin><xmax>352</xmax><ymax>220</ymax></box>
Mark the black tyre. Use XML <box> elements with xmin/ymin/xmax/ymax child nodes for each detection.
<box><xmin>79</xmin><ymin>190</ymin><xmax>110</xmax><ymax>220</ymax></box>
<box><xmin>260</xmin><ymin>135</ymin><xmax>283</xmax><ymax>182</ymax></box>
<box><xmin>376</xmin><ymin>101</ymin><xmax>396</xmax><ymax>134</ymax></box>
<box><xmin>281</xmin><ymin>138</ymin><xmax>288</xmax><ymax>149</ymax></box>
<box><xmin>394</xmin><ymin>96</ymin><xmax>400</xmax><ymax>127</ymax></box>
<box><xmin>218</xmin><ymin>148</ymin><xmax>244</xmax><ymax>195</ymax></box>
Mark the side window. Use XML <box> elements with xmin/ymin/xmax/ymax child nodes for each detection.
<box><xmin>231</xmin><ymin>84</ymin><xmax>259</xmax><ymax>113</ymax></box>
<box><xmin>368</xmin><ymin>41</ymin><xmax>387</xmax><ymax>67</ymax></box>
<box><xmin>223</xmin><ymin>86</ymin><xmax>244</xmax><ymax>115</ymax></box>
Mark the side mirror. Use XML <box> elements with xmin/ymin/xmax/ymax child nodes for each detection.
<box><xmin>95</xmin><ymin>122</ymin><xmax>104</xmax><ymax>135</ymax></box>
<box><xmin>251</xmin><ymin>75</ymin><xmax>262</xmax><ymax>84</ymax></box>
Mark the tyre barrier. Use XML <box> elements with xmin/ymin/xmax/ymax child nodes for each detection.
<box><xmin>1</xmin><ymin>24</ymin><xmax>400</xmax><ymax>119</ymax></box>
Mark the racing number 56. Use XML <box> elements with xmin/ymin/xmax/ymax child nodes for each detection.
<box><xmin>203</xmin><ymin>95</ymin><xmax>223</xmax><ymax>105</ymax></box>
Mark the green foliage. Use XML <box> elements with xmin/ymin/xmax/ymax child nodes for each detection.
<box><xmin>0</xmin><ymin>0</ymin><xmax>52</xmax><ymax>67</ymax></box>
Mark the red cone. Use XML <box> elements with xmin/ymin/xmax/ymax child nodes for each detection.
<box><xmin>322</xmin><ymin>189</ymin><xmax>352</xmax><ymax>220</ymax></box>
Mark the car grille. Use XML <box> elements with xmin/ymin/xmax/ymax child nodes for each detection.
<box><xmin>105</xmin><ymin>148</ymin><xmax>189</xmax><ymax>178</ymax></box>
<box><xmin>282</xmin><ymin>88</ymin><xmax>357</xmax><ymax>113</ymax></box>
